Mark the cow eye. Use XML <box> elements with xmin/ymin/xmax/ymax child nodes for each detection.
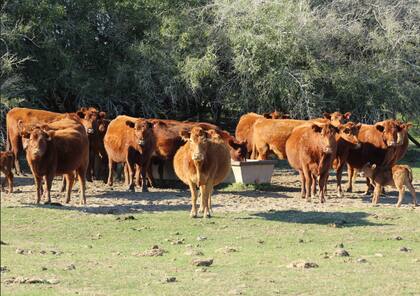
<box><xmin>344</xmin><ymin>129</ymin><xmax>350</xmax><ymax>134</ymax></box>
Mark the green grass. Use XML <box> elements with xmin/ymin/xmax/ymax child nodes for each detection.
<box><xmin>1</xmin><ymin>206</ymin><xmax>419</xmax><ymax>295</ymax></box>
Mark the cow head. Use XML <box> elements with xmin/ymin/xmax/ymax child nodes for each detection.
<box><xmin>125</xmin><ymin>119</ymin><xmax>153</xmax><ymax>149</ymax></box>
<box><xmin>337</xmin><ymin>122</ymin><xmax>362</xmax><ymax>148</ymax></box>
<box><xmin>227</xmin><ymin>138</ymin><xmax>247</xmax><ymax>161</ymax></box>
<box><xmin>311</xmin><ymin>123</ymin><xmax>338</xmax><ymax>154</ymax></box>
<box><xmin>323</xmin><ymin>112</ymin><xmax>351</xmax><ymax>126</ymax></box>
<box><xmin>374</xmin><ymin>120</ymin><xmax>401</xmax><ymax>147</ymax></box>
<box><xmin>180</xmin><ymin>127</ymin><xmax>209</xmax><ymax>162</ymax></box>
<box><xmin>395</xmin><ymin>121</ymin><xmax>412</xmax><ymax>145</ymax></box>
<box><xmin>360</xmin><ymin>162</ymin><xmax>377</xmax><ymax>179</ymax></box>
<box><xmin>263</xmin><ymin>110</ymin><xmax>290</xmax><ymax>119</ymax></box>
<box><xmin>76</xmin><ymin>107</ymin><xmax>106</xmax><ymax>135</ymax></box>
<box><xmin>18</xmin><ymin>120</ymin><xmax>53</xmax><ymax>159</ymax></box>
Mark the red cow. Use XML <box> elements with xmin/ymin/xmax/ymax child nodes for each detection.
<box><xmin>0</xmin><ymin>151</ymin><xmax>14</xmax><ymax>193</ymax></box>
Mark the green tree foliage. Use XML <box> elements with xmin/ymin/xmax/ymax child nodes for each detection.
<box><xmin>1</xmin><ymin>0</ymin><xmax>419</xmax><ymax>140</ymax></box>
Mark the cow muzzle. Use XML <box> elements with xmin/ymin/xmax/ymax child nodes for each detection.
<box><xmin>387</xmin><ymin>141</ymin><xmax>397</xmax><ymax>147</ymax></box>
<box><xmin>87</xmin><ymin>128</ymin><xmax>94</xmax><ymax>134</ymax></box>
<box><xmin>192</xmin><ymin>153</ymin><xmax>204</xmax><ymax>161</ymax></box>
<box><xmin>324</xmin><ymin>147</ymin><xmax>333</xmax><ymax>154</ymax></box>
<box><xmin>138</xmin><ymin>140</ymin><xmax>145</xmax><ymax>146</ymax></box>
<box><xmin>354</xmin><ymin>142</ymin><xmax>361</xmax><ymax>149</ymax></box>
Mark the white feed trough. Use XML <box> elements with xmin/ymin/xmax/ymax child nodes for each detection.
<box><xmin>151</xmin><ymin>159</ymin><xmax>277</xmax><ymax>184</ymax></box>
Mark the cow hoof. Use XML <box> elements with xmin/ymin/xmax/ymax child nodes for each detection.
<box><xmin>128</xmin><ymin>186</ymin><xmax>135</xmax><ymax>192</ymax></box>
<box><xmin>190</xmin><ymin>212</ymin><xmax>197</xmax><ymax>218</ymax></box>
<box><xmin>141</xmin><ymin>187</ymin><xmax>149</xmax><ymax>193</ymax></box>
<box><xmin>346</xmin><ymin>188</ymin><xmax>352</xmax><ymax>193</ymax></box>
<box><xmin>204</xmin><ymin>213</ymin><xmax>211</xmax><ymax>219</ymax></box>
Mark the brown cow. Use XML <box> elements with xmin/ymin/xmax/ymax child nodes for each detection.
<box><xmin>235</xmin><ymin>112</ymin><xmax>289</xmax><ymax>157</ymax></box>
<box><xmin>285</xmin><ymin>123</ymin><xmax>338</xmax><ymax>202</ymax></box>
<box><xmin>18</xmin><ymin>116</ymin><xmax>89</xmax><ymax>204</ymax></box>
<box><xmin>332</xmin><ymin>122</ymin><xmax>362</xmax><ymax>197</ymax></box>
<box><xmin>361</xmin><ymin>163</ymin><xmax>417</xmax><ymax>207</ymax></box>
<box><xmin>104</xmin><ymin>115</ymin><xmax>155</xmax><ymax>192</ymax></box>
<box><xmin>0</xmin><ymin>151</ymin><xmax>14</xmax><ymax>193</ymax></box>
<box><xmin>6</xmin><ymin>107</ymin><xmax>104</xmax><ymax>176</ymax></box>
<box><xmin>173</xmin><ymin>127</ymin><xmax>231</xmax><ymax>218</ymax></box>
<box><xmin>346</xmin><ymin>120</ymin><xmax>402</xmax><ymax>193</ymax></box>
<box><xmin>244</xmin><ymin>112</ymin><xmax>351</xmax><ymax>160</ymax></box>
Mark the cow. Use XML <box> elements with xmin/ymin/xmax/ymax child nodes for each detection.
<box><xmin>6</xmin><ymin>107</ymin><xmax>105</xmax><ymax>177</ymax></box>
<box><xmin>332</xmin><ymin>122</ymin><xmax>362</xmax><ymax>197</ymax></box>
<box><xmin>104</xmin><ymin>115</ymin><xmax>155</xmax><ymax>192</ymax></box>
<box><xmin>0</xmin><ymin>151</ymin><xmax>14</xmax><ymax>194</ymax></box>
<box><xmin>173</xmin><ymin>127</ymin><xmax>231</xmax><ymax>218</ymax></box>
<box><xmin>235</xmin><ymin>112</ymin><xmax>290</xmax><ymax>158</ymax></box>
<box><xmin>285</xmin><ymin>122</ymin><xmax>338</xmax><ymax>203</ymax></box>
<box><xmin>18</xmin><ymin>116</ymin><xmax>89</xmax><ymax>204</ymax></box>
<box><xmin>88</xmin><ymin>117</ymin><xmax>110</xmax><ymax>182</ymax></box>
<box><xmin>346</xmin><ymin>120</ymin><xmax>403</xmax><ymax>194</ymax></box>
<box><xmin>361</xmin><ymin>163</ymin><xmax>417</xmax><ymax>207</ymax></box>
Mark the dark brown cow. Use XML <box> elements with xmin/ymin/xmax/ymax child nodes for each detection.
<box><xmin>104</xmin><ymin>115</ymin><xmax>155</xmax><ymax>192</ymax></box>
<box><xmin>18</xmin><ymin>116</ymin><xmax>89</xmax><ymax>204</ymax></box>
<box><xmin>6</xmin><ymin>107</ymin><xmax>105</xmax><ymax>177</ymax></box>
<box><xmin>235</xmin><ymin>112</ymin><xmax>290</xmax><ymax>157</ymax></box>
<box><xmin>173</xmin><ymin>127</ymin><xmax>231</xmax><ymax>218</ymax></box>
<box><xmin>88</xmin><ymin>117</ymin><xmax>110</xmax><ymax>181</ymax></box>
<box><xmin>0</xmin><ymin>151</ymin><xmax>14</xmax><ymax>193</ymax></box>
<box><xmin>346</xmin><ymin>120</ymin><xmax>403</xmax><ymax>193</ymax></box>
<box><xmin>285</xmin><ymin>123</ymin><xmax>338</xmax><ymax>202</ymax></box>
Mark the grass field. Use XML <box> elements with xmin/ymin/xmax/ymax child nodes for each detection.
<box><xmin>1</xmin><ymin>144</ymin><xmax>419</xmax><ymax>295</ymax></box>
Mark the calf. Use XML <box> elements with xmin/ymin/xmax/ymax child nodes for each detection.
<box><xmin>0</xmin><ymin>151</ymin><xmax>14</xmax><ymax>193</ymax></box>
<box><xmin>361</xmin><ymin>163</ymin><xmax>417</xmax><ymax>207</ymax></box>
<box><xmin>18</xmin><ymin>117</ymin><xmax>89</xmax><ymax>204</ymax></box>
<box><xmin>285</xmin><ymin>123</ymin><xmax>338</xmax><ymax>202</ymax></box>
<box><xmin>104</xmin><ymin>115</ymin><xmax>155</xmax><ymax>192</ymax></box>
<box><xmin>173</xmin><ymin>127</ymin><xmax>231</xmax><ymax>218</ymax></box>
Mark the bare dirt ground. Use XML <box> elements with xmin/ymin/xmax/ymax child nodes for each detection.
<box><xmin>2</xmin><ymin>166</ymin><xmax>419</xmax><ymax>214</ymax></box>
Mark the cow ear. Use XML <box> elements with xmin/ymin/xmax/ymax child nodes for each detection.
<box><xmin>405</xmin><ymin>122</ymin><xmax>413</xmax><ymax>129</ymax></box>
<box><xmin>125</xmin><ymin>121</ymin><xmax>135</xmax><ymax>128</ymax></box>
<box><xmin>371</xmin><ymin>164</ymin><xmax>377</xmax><ymax>169</ymax></box>
<box><xmin>76</xmin><ymin>111</ymin><xmax>85</xmax><ymax>119</ymax></box>
<box><xmin>323</xmin><ymin>112</ymin><xmax>331</xmax><ymax>120</ymax></box>
<box><xmin>180</xmin><ymin>130</ymin><xmax>191</xmax><ymax>141</ymax></box>
<box><xmin>282</xmin><ymin>114</ymin><xmax>290</xmax><ymax>119</ymax></box>
<box><xmin>344</xmin><ymin>112</ymin><xmax>351</xmax><ymax>119</ymax></box>
<box><xmin>311</xmin><ymin>124</ymin><xmax>322</xmax><ymax>133</ymax></box>
<box><xmin>356</xmin><ymin>123</ymin><xmax>362</xmax><ymax>130</ymax></box>
<box><xmin>375</xmin><ymin>123</ymin><xmax>385</xmax><ymax>132</ymax></box>
<box><xmin>146</xmin><ymin>121</ymin><xmax>153</xmax><ymax>129</ymax></box>
<box><xmin>330</xmin><ymin>125</ymin><xmax>339</xmax><ymax>134</ymax></box>
<box><xmin>99</xmin><ymin>112</ymin><xmax>106</xmax><ymax>119</ymax></box>
<box><xmin>263</xmin><ymin>113</ymin><xmax>271</xmax><ymax>119</ymax></box>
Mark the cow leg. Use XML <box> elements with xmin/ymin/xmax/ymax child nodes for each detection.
<box><xmin>124</xmin><ymin>163</ymin><xmax>130</xmax><ymax>186</ymax></box>
<box><xmin>318</xmin><ymin>172</ymin><xmax>329</xmax><ymax>203</ymax></box>
<box><xmin>135</xmin><ymin>165</ymin><xmax>141</xmax><ymax>188</ymax></box>
<box><xmin>200</xmin><ymin>184</ymin><xmax>211</xmax><ymax>218</ymax></box>
<box><xmin>44</xmin><ymin>174</ymin><xmax>54</xmax><ymax>204</ymax></box>
<box><xmin>272</xmin><ymin>146</ymin><xmax>286</xmax><ymax>160</ymax></box>
<box><xmin>34</xmin><ymin>176</ymin><xmax>42</xmax><ymax>204</ymax></box>
<box><xmin>364</xmin><ymin>177</ymin><xmax>374</xmax><ymax>195</ymax></box>
<box><xmin>311</xmin><ymin>174</ymin><xmax>317</xmax><ymax>199</ymax></box>
<box><xmin>336</xmin><ymin>163</ymin><xmax>345</xmax><ymax>198</ymax></box>
<box><xmin>107</xmin><ymin>159</ymin><xmax>114</xmax><ymax>186</ymax></box>
<box><xmin>346</xmin><ymin>165</ymin><xmax>354</xmax><ymax>192</ymax></box>
<box><xmin>302</xmin><ymin>166</ymin><xmax>312</xmax><ymax>202</ymax></box>
<box><xmin>86</xmin><ymin>150</ymin><xmax>93</xmax><ymax>182</ymax></box>
<box><xmin>299</xmin><ymin>171</ymin><xmax>306</xmax><ymax>198</ymax></box>
<box><xmin>64</xmin><ymin>174</ymin><xmax>75</xmax><ymax>203</ymax></box>
<box><xmin>139</xmin><ymin>162</ymin><xmax>149</xmax><ymax>193</ymax></box>
<box><xmin>405</xmin><ymin>179</ymin><xmax>417</xmax><ymax>207</ymax></box>
<box><xmin>125</xmin><ymin>160</ymin><xmax>136</xmax><ymax>192</ymax></box>
<box><xmin>395</xmin><ymin>183</ymin><xmax>405</xmax><ymax>208</ymax></box>
<box><xmin>60</xmin><ymin>176</ymin><xmax>66</xmax><ymax>193</ymax></box>
<box><xmin>207</xmin><ymin>184</ymin><xmax>214</xmax><ymax>214</ymax></box>
<box><xmin>76</xmin><ymin>169</ymin><xmax>87</xmax><ymax>205</ymax></box>
<box><xmin>188</xmin><ymin>181</ymin><xmax>198</xmax><ymax>218</ymax></box>
<box><xmin>372</xmin><ymin>184</ymin><xmax>381</xmax><ymax>205</ymax></box>
<box><xmin>10</xmin><ymin>135</ymin><xmax>22</xmax><ymax>175</ymax></box>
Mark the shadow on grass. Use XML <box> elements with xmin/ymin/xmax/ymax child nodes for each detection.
<box><xmin>252</xmin><ymin>210</ymin><xmax>388</xmax><ymax>227</ymax></box>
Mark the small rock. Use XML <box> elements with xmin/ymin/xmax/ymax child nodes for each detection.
<box><xmin>195</xmin><ymin>268</ymin><xmax>207</xmax><ymax>272</ymax></box>
<box><xmin>335</xmin><ymin>243</ymin><xmax>344</xmax><ymax>248</ymax></box>
<box><xmin>334</xmin><ymin>249</ymin><xmax>350</xmax><ymax>257</ymax></box>
<box><xmin>173</xmin><ymin>232</ymin><xmax>180</xmax><ymax>235</ymax></box>
<box><xmin>413</xmin><ymin>258</ymin><xmax>419</xmax><ymax>263</ymax></box>
<box><xmin>298</xmin><ymin>239</ymin><xmax>304</xmax><ymax>243</ymax></box>
<box><xmin>40</xmin><ymin>250</ymin><xmax>47</xmax><ymax>254</ymax></box>
<box><xmin>257</xmin><ymin>239</ymin><xmax>264</xmax><ymax>244</ymax></box>
<box><xmin>321</xmin><ymin>252</ymin><xmax>330</xmax><ymax>259</ymax></box>
<box><xmin>46</xmin><ymin>279</ymin><xmax>60</xmax><ymax>285</ymax></box>
<box><xmin>41</xmin><ymin>267</ymin><xmax>48</xmax><ymax>271</ymax></box>
<box><xmin>170</xmin><ymin>239</ymin><xmax>185</xmax><ymax>245</ymax></box>
<box><xmin>137</xmin><ymin>246</ymin><xmax>166</xmax><ymax>257</ymax></box>
<box><xmin>85</xmin><ymin>245</ymin><xmax>93</xmax><ymax>249</ymax></box>
<box><xmin>399</xmin><ymin>247</ymin><xmax>411</xmax><ymax>252</ymax></box>
<box><xmin>50</xmin><ymin>250</ymin><xmax>61</xmax><ymax>255</ymax></box>
<box><xmin>26</xmin><ymin>278</ymin><xmax>45</xmax><ymax>284</ymax></box>
<box><xmin>357</xmin><ymin>258</ymin><xmax>367</xmax><ymax>263</ymax></box>
<box><xmin>287</xmin><ymin>261</ymin><xmax>318</xmax><ymax>269</ymax></box>
<box><xmin>394</xmin><ymin>236</ymin><xmax>403</xmax><ymax>241</ymax></box>
<box><xmin>0</xmin><ymin>240</ymin><xmax>7</xmax><ymax>245</ymax></box>
<box><xmin>65</xmin><ymin>264</ymin><xmax>76</xmax><ymax>270</ymax></box>
<box><xmin>197</xmin><ymin>236</ymin><xmax>207</xmax><ymax>241</ymax></box>
<box><xmin>124</xmin><ymin>215</ymin><xmax>136</xmax><ymax>220</ymax></box>
<box><xmin>15</xmin><ymin>248</ymin><xmax>25</xmax><ymax>254</ymax></box>
<box><xmin>374</xmin><ymin>253</ymin><xmax>384</xmax><ymax>257</ymax></box>
<box><xmin>115</xmin><ymin>217</ymin><xmax>121</xmax><ymax>221</ymax></box>
<box><xmin>1</xmin><ymin>266</ymin><xmax>10</xmax><ymax>273</ymax></box>
<box><xmin>165</xmin><ymin>277</ymin><xmax>176</xmax><ymax>283</ymax></box>
<box><xmin>192</xmin><ymin>258</ymin><xmax>213</xmax><ymax>267</ymax></box>
<box><xmin>217</xmin><ymin>246</ymin><xmax>238</xmax><ymax>254</ymax></box>
<box><xmin>27</xmin><ymin>250</ymin><xmax>33</xmax><ymax>255</ymax></box>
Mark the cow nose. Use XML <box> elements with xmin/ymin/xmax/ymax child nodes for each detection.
<box><xmin>324</xmin><ymin>147</ymin><xmax>333</xmax><ymax>154</ymax></box>
<box><xmin>192</xmin><ymin>153</ymin><xmax>204</xmax><ymax>161</ymax></box>
<box><xmin>355</xmin><ymin>142</ymin><xmax>361</xmax><ymax>149</ymax></box>
<box><xmin>138</xmin><ymin>140</ymin><xmax>145</xmax><ymax>146</ymax></box>
<box><xmin>388</xmin><ymin>141</ymin><xmax>396</xmax><ymax>147</ymax></box>
<box><xmin>87</xmin><ymin>128</ymin><xmax>94</xmax><ymax>134</ymax></box>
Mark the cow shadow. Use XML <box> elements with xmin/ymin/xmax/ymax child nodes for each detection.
<box><xmin>252</xmin><ymin>210</ymin><xmax>387</xmax><ymax>227</ymax></box>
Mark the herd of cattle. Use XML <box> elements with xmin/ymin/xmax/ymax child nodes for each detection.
<box><xmin>0</xmin><ymin>107</ymin><xmax>417</xmax><ymax>217</ymax></box>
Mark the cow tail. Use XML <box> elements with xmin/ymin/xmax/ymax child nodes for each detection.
<box><xmin>407</xmin><ymin>166</ymin><xmax>413</xmax><ymax>183</ymax></box>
